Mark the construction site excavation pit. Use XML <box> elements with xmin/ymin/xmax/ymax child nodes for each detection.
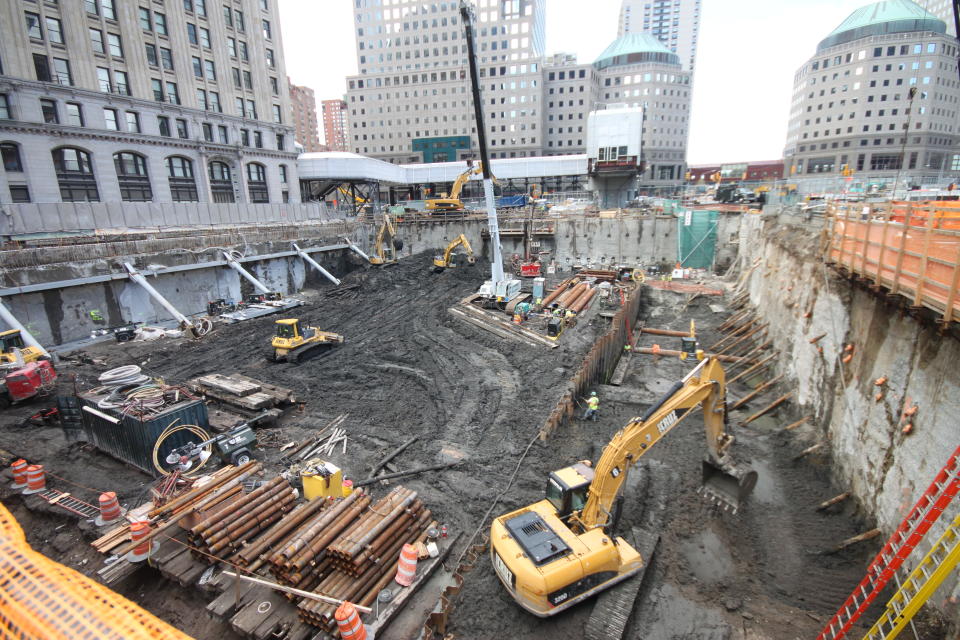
<box><xmin>0</xmin><ymin>249</ymin><xmax>954</xmax><ymax>640</ymax></box>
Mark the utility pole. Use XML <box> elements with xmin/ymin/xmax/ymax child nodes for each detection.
<box><xmin>460</xmin><ymin>0</ymin><xmax>519</xmax><ymax>302</ymax></box>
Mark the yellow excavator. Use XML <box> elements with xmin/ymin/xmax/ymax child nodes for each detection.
<box><xmin>490</xmin><ymin>358</ymin><xmax>757</xmax><ymax>616</ymax></box>
<box><xmin>270</xmin><ymin>319</ymin><xmax>344</xmax><ymax>362</ymax></box>
<box><xmin>432</xmin><ymin>234</ymin><xmax>476</xmax><ymax>271</ymax></box>
<box><xmin>425</xmin><ymin>163</ymin><xmax>486</xmax><ymax>212</ymax></box>
<box><xmin>369</xmin><ymin>214</ymin><xmax>402</xmax><ymax>266</ymax></box>
<box><xmin>0</xmin><ymin>330</ymin><xmax>45</xmax><ymax>367</ymax></box>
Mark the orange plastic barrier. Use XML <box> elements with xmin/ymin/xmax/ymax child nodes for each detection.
<box><xmin>827</xmin><ymin>206</ymin><xmax>960</xmax><ymax>323</ymax></box>
<box><xmin>0</xmin><ymin>503</ymin><xmax>195</xmax><ymax>639</ymax></box>
<box><xmin>887</xmin><ymin>200</ymin><xmax>960</xmax><ymax>229</ymax></box>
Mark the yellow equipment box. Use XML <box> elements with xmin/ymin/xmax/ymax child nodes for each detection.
<box><xmin>302</xmin><ymin>461</ymin><xmax>345</xmax><ymax>500</ymax></box>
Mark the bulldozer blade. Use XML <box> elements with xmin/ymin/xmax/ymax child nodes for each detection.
<box><xmin>700</xmin><ymin>460</ymin><xmax>758</xmax><ymax>514</ymax></box>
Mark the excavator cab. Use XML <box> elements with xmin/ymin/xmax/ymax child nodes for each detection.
<box><xmin>545</xmin><ymin>463</ymin><xmax>593</xmax><ymax>521</ymax></box>
<box><xmin>0</xmin><ymin>330</ymin><xmax>43</xmax><ymax>366</ymax></box>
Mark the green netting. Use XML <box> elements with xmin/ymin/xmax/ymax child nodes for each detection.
<box><xmin>678</xmin><ymin>209</ymin><xmax>719</xmax><ymax>269</ymax></box>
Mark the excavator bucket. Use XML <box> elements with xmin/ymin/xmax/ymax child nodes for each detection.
<box><xmin>700</xmin><ymin>460</ymin><xmax>758</xmax><ymax>513</ymax></box>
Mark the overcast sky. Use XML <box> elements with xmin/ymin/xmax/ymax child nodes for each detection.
<box><xmin>279</xmin><ymin>0</ymin><xmax>871</xmax><ymax>164</ymax></box>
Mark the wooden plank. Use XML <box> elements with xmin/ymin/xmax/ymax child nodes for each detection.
<box><xmin>913</xmin><ymin>204</ymin><xmax>937</xmax><ymax>307</ymax></box>
<box><xmin>207</xmin><ymin>580</ymin><xmax>260</xmax><ymax>619</ymax></box>
<box><xmin>232</xmin><ymin>375</ymin><xmax>297</xmax><ymax>404</ymax></box>
<box><xmin>196</xmin><ymin>374</ymin><xmax>262</xmax><ymax>397</ymax></box>
<box><xmin>890</xmin><ymin>205</ymin><xmax>912</xmax><ymax>295</ymax></box>
<box><xmin>230</xmin><ymin>587</ymin><xmax>291</xmax><ymax>637</ymax></box>
<box><xmin>941</xmin><ymin>242</ymin><xmax>960</xmax><ymax>325</ymax></box>
<box><xmin>196</xmin><ymin>387</ymin><xmax>276</xmax><ymax>411</ymax></box>
<box><xmin>609</xmin><ymin>354</ymin><xmax>631</xmax><ymax>386</ymax></box>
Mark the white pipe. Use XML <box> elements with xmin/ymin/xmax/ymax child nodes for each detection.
<box><xmin>342</xmin><ymin>237</ymin><xmax>371</xmax><ymax>262</ymax></box>
<box><xmin>292</xmin><ymin>243</ymin><xmax>340</xmax><ymax>286</ymax></box>
<box><xmin>483</xmin><ymin>178</ymin><xmax>506</xmax><ymax>284</ymax></box>
<box><xmin>0</xmin><ymin>299</ymin><xmax>49</xmax><ymax>357</ymax></box>
<box><xmin>83</xmin><ymin>405</ymin><xmax>120</xmax><ymax>424</ymax></box>
<box><xmin>122</xmin><ymin>263</ymin><xmax>193</xmax><ymax>328</ymax></box>
<box><xmin>222</xmin><ymin>252</ymin><xmax>271</xmax><ymax>294</ymax></box>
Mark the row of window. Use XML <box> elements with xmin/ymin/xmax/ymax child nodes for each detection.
<box><xmin>798</xmin><ymin>151</ymin><xmax>960</xmax><ymax>173</ymax></box>
<box><xmin>0</xmin><ymin>144</ymin><xmax>286</xmax><ymax>204</ymax></box>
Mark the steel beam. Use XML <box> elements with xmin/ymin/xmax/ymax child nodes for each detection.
<box><xmin>0</xmin><ymin>299</ymin><xmax>49</xmax><ymax>357</ymax></box>
<box><xmin>292</xmin><ymin>243</ymin><xmax>340</xmax><ymax>286</ymax></box>
<box><xmin>123</xmin><ymin>262</ymin><xmax>193</xmax><ymax>328</ymax></box>
<box><xmin>342</xmin><ymin>237</ymin><xmax>371</xmax><ymax>262</ymax></box>
<box><xmin>222</xmin><ymin>251</ymin><xmax>272</xmax><ymax>294</ymax></box>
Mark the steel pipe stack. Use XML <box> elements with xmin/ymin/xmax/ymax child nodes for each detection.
<box><xmin>569</xmin><ymin>286</ymin><xmax>597</xmax><ymax>313</ymax></box>
<box><xmin>557</xmin><ymin>282</ymin><xmax>588</xmax><ymax>309</ymax></box>
<box><xmin>186</xmin><ymin>476</ymin><xmax>297</xmax><ymax>561</ymax></box>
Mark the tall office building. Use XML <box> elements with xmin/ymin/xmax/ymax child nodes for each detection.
<box><xmin>784</xmin><ymin>0</ymin><xmax>960</xmax><ymax>183</ymax></box>
<box><xmin>346</xmin><ymin>0</ymin><xmax>546</xmax><ymax>163</ymax></box>
<box><xmin>289</xmin><ymin>80</ymin><xmax>322</xmax><ymax>151</ymax></box>
<box><xmin>321</xmin><ymin>99</ymin><xmax>350</xmax><ymax>152</ymax></box>
<box><xmin>0</xmin><ymin>0</ymin><xmax>298</xmax><ymax>205</ymax></box>
<box><xmin>617</xmin><ymin>0</ymin><xmax>702</xmax><ymax>72</ymax></box>
<box><xmin>925</xmin><ymin>0</ymin><xmax>957</xmax><ymax>36</ymax></box>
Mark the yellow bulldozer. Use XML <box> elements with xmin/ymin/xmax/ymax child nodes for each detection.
<box><xmin>270</xmin><ymin>319</ymin><xmax>344</xmax><ymax>362</ymax></box>
<box><xmin>432</xmin><ymin>234</ymin><xmax>476</xmax><ymax>271</ymax></box>
<box><xmin>0</xmin><ymin>330</ymin><xmax>45</xmax><ymax>367</ymax></box>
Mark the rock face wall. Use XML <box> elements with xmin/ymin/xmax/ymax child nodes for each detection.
<box><xmin>736</xmin><ymin>213</ymin><xmax>959</xmax><ymax>609</ymax></box>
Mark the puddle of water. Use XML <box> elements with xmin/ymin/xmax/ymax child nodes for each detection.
<box><xmin>678</xmin><ymin>529</ymin><xmax>735</xmax><ymax>585</ymax></box>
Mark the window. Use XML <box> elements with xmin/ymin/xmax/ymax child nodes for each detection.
<box><xmin>223</xmin><ymin>6</ymin><xmax>233</xmax><ymax>26</ymax></box>
<box><xmin>151</xmin><ymin>78</ymin><xmax>164</xmax><ymax>101</ymax></box>
<box><xmin>33</xmin><ymin>54</ymin><xmax>51</xmax><ymax>82</ymax></box>
<box><xmin>279</xmin><ymin>164</ymin><xmax>287</xmax><ymax>183</ymax></box>
<box><xmin>270</xmin><ymin>77</ymin><xmax>279</xmax><ymax>95</ymax></box>
<box><xmin>265</xmin><ymin>48</ymin><xmax>274</xmax><ymax>68</ymax></box>
<box><xmin>262</xmin><ymin>19</ymin><xmax>271</xmax><ymax>39</ymax></box>
<box><xmin>200</xmin><ymin>27</ymin><xmax>211</xmax><ymax>48</ymax></box>
<box><xmin>160</xmin><ymin>47</ymin><xmax>174</xmax><ymax>71</ymax></box>
<box><xmin>243</xmin><ymin>70</ymin><xmax>252</xmax><ymax>89</ymax></box>
<box><xmin>235</xmin><ymin>97</ymin><xmax>244</xmax><ymax>116</ymax></box>
<box><xmin>158</xmin><ymin>115</ymin><xmax>171</xmax><ymax>137</ymax></box>
<box><xmin>114</xmin><ymin>152</ymin><xmax>152</xmax><ymax>201</ymax></box>
<box><xmin>103</xmin><ymin>108</ymin><xmax>119</xmax><ymax>130</ymax></box>
<box><xmin>209</xmin><ymin>92</ymin><xmax>221</xmax><ymax>112</ymax></box>
<box><xmin>25</xmin><ymin>12</ymin><xmax>43</xmax><ymax>40</ymax></box>
<box><xmin>176</xmin><ymin>118</ymin><xmax>188</xmax><ymax>138</ymax></box>
<box><xmin>232</xmin><ymin>68</ymin><xmax>242</xmax><ymax>88</ymax></box>
<box><xmin>276</xmin><ymin>134</ymin><xmax>284</xmax><ymax>150</ymax></box>
<box><xmin>253</xmin><ymin>130</ymin><xmax>262</xmax><ymax>148</ymax></box>
<box><xmin>209</xmin><ymin>161</ymin><xmax>234</xmax><ymax>202</ymax></box>
<box><xmin>259</xmin><ymin>0</ymin><xmax>268</xmax><ymax>10</ymax></box>
<box><xmin>139</xmin><ymin>7</ymin><xmax>152</xmax><ymax>30</ymax></box>
<box><xmin>125</xmin><ymin>111</ymin><xmax>140</xmax><ymax>133</ymax></box>
<box><xmin>1</xmin><ymin>144</ymin><xmax>22</xmax><ymax>172</ymax></box>
<box><xmin>235</xmin><ymin>10</ymin><xmax>245</xmax><ymax>31</ymax></box>
<box><xmin>145</xmin><ymin>43</ymin><xmax>158</xmax><ymax>65</ymax></box>
<box><xmin>53</xmin><ymin>148</ymin><xmax>99</xmax><ymax>201</ymax></box>
<box><xmin>228</xmin><ymin>37</ymin><xmax>237</xmax><ymax>57</ymax></box>
<box><xmin>272</xmin><ymin>104</ymin><xmax>282</xmax><ymax>123</ymax></box>
<box><xmin>167</xmin><ymin>156</ymin><xmax>198</xmax><ymax>201</ymax></box>
<box><xmin>166</xmin><ymin>81</ymin><xmax>180</xmax><ymax>104</ymax></box>
<box><xmin>86</xmin><ymin>1</ymin><xmax>100</xmax><ymax>16</ymax></box>
<box><xmin>247</xmin><ymin>163</ymin><xmax>268</xmax><ymax>202</ymax></box>
<box><xmin>66</xmin><ymin>103</ymin><xmax>83</xmax><ymax>126</ymax></box>
<box><xmin>204</xmin><ymin>60</ymin><xmax>216</xmax><ymax>80</ymax></box>
<box><xmin>0</xmin><ymin>95</ymin><xmax>12</xmax><ymax>120</ymax></box>
<box><xmin>107</xmin><ymin>33</ymin><xmax>123</xmax><ymax>57</ymax></box>
<box><xmin>97</xmin><ymin>67</ymin><xmax>112</xmax><ymax>92</ymax></box>
<box><xmin>10</xmin><ymin>186</ymin><xmax>30</xmax><ymax>203</ymax></box>
<box><xmin>184</xmin><ymin>0</ymin><xmax>194</xmax><ymax>11</ymax></box>
<box><xmin>154</xmin><ymin>13</ymin><xmax>167</xmax><ymax>36</ymax></box>
<box><xmin>238</xmin><ymin>41</ymin><xmax>248</xmax><ymax>61</ymax></box>
<box><xmin>114</xmin><ymin>70</ymin><xmax>129</xmax><ymax>95</ymax></box>
<box><xmin>53</xmin><ymin>59</ymin><xmax>71</xmax><ymax>86</ymax></box>
<box><xmin>240</xmin><ymin>128</ymin><xmax>249</xmax><ymax>145</ymax></box>
<box><xmin>246</xmin><ymin>99</ymin><xmax>257</xmax><ymax>119</ymax></box>
<box><xmin>196</xmin><ymin>0</ymin><xmax>206</xmax><ymax>17</ymax></box>
<box><xmin>46</xmin><ymin>17</ymin><xmax>64</xmax><ymax>45</ymax></box>
<box><xmin>193</xmin><ymin>56</ymin><xmax>203</xmax><ymax>77</ymax></box>
<box><xmin>91</xmin><ymin>28</ymin><xmax>106</xmax><ymax>53</ymax></box>
<box><xmin>101</xmin><ymin>0</ymin><xmax>115</xmax><ymax>20</ymax></box>
<box><xmin>217</xmin><ymin>124</ymin><xmax>228</xmax><ymax>143</ymax></box>
<box><xmin>202</xmin><ymin>122</ymin><xmax>213</xmax><ymax>141</ymax></box>
<box><xmin>40</xmin><ymin>99</ymin><xmax>58</xmax><ymax>124</ymax></box>
<box><xmin>187</xmin><ymin>23</ymin><xmax>198</xmax><ymax>45</ymax></box>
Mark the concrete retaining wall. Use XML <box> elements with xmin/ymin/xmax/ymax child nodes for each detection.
<box><xmin>736</xmin><ymin>213</ymin><xmax>959</xmax><ymax>609</ymax></box>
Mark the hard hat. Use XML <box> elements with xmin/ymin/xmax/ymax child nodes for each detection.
<box><xmin>590</xmin><ymin>391</ymin><xmax>597</xmax><ymax>396</ymax></box>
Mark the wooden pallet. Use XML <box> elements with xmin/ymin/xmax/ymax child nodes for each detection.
<box><xmin>190</xmin><ymin>374</ymin><xmax>297</xmax><ymax>413</ymax></box>
<box><xmin>196</xmin><ymin>374</ymin><xmax>262</xmax><ymax>397</ymax></box>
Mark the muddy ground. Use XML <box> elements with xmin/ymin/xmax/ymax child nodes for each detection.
<box><xmin>0</xmin><ymin>253</ymin><xmax>948</xmax><ymax>639</ymax></box>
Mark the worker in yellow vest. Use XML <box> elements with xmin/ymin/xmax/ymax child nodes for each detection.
<box><xmin>582</xmin><ymin>391</ymin><xmax>599</xmax><ymax>421</ymax></box>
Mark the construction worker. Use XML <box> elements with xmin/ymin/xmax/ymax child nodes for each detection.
<box><xmin>515</xmin><ymin>301</ymin><xmax>532</xmax><ymax>321</ymax></box>
<box><xmin>552</xmin><ymin>304</ymin><xmax>563</xmax><ymax>317</ymax></box>
<box><xmin>624</xmin><ymin>343</ymin><xmax>632</xmax><ymax>353</ymax></box>
<box><xmin>582</xmin><ymin>391</ymin><xmax>599</xmax><ymax>421</ymax></box>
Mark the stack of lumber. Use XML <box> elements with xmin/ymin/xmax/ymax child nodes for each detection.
<box><xmin>189</xmin><ymin>373</ymin><xmax>296</xmax><ymax>413</ymax></box>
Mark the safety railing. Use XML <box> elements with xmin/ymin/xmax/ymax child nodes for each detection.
<box><xmin>825</xmin><ymin>200</ymin><xmax>960</xmax><ymax>325</ymax></box>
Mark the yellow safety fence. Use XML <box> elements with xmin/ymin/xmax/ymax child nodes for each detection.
<box><xmin>0</xmin><ymin>503</ymin><xmax>194</xmax><ymax>639</ymax></box>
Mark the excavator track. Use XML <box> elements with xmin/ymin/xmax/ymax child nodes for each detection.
<box><xmin>583</xmin><ymin>528</ymin><xmax>660</xmax><ymax>640</ymax></box>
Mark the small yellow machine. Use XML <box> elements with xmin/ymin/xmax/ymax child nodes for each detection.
<box><xmin>0</xmin><ymin>330</ymin><xmax>44</xmax><ymax>367</ymax></box>
<box><xmin>490</xmin><ymin>358</ymin><xmax>757</xmax><ymax>616</ymax></box>
<box><xmin>432</xmin><ymin>234</ymin><xmax>476</xmax><ymax>271</ymax></box>
<box><xmin>369</xmin><ymin>214</ymin><xmax>402</xmax><ymax>266</ymax></box>
<box><xmin>270</xmin><ymin>319</ymin><xmax>344</xmax><ymax>362</ymax></box>
<box><xmin>425</xmin><ymin>163</ymin><xmax>484</xmax><ymax>212</ymax></box>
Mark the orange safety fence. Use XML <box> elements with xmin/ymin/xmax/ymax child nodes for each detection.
<box><xmin>826</xmin><ymin>202</ymin><xmax>960</xmax><ymax>324</ymax></box>
<box><xmin>0</xmin><ymin>503</ymin><xmax>195</xmax><ymax>640</ymax></box>
<box><xmin>888</xmin><ymin>200</ymin><xmax>960</xmax><ymax>229</ymax></box>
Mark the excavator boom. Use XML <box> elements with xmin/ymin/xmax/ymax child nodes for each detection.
<box><xmin>432</xmin><ymin>234</ymin><xmax>475</xmax><ymax>270</ymax></box>
<box><xmin>490</xmin><ymin>358</ymin><xmax>757</xmax><ymax>617</ymax></box>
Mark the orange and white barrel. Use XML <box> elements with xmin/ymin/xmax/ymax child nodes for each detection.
<box><xmin>334</xmin><ymin>601</ymin><xmax>367</xmax><ymax>640</ymax></box>
<box><xmin>125</xmin><ymin>521</ymin><xmax>155</xmax><ymax>563</ymax></box>
<box><xmin>394</xmin><ymin>543</ymin><xmax>418</xmax><ymax>587</ymax></box>
<box><xmin>21</xmin><ymin>465</ymin><xmax>46</xmax><ymax>495</ymax></box>
<box><xmin>9</xmin><ymin>459</ymin><xmax>28</xmax><ymax>490</ymax></box>
<box><xmin>96</xmin><ymin>492</ymin><xmax>122</xmax><ymax>526</ymax></box>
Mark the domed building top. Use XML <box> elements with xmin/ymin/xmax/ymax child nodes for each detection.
<box><xmin>817</xmin><ymin>0</ymin><xmax>946</xmax><ymax>51</ymax></box>
<box><xmin>593</xmin><ymin>32</ymin><xmax>679</xmax><ymax>69</ymax></box>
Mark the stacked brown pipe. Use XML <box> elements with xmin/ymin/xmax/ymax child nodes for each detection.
<box><xmin>568</xmin><ymin>285</ymin><xmax>596</xmax><ymax>313</ymax></box>
<box><xmin>187</xmin><ymin>476</ymin><xmax>297</xmax><ymax>561</ymax></box>
<box><xmin>556</xmin><ymin>282</ymin><xmax>588</xmax><ymax>309</ymax></box>
<box><xmin>539</xmin><ymin>276</ymin><xmax>578</xmax><ymax>309</ymax></box>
